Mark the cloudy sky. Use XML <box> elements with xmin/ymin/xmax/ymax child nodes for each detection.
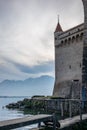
<box><xmin>0</xmin><ymin>0</ymin><xmax>84</xmax><ymax>82</ymax></box>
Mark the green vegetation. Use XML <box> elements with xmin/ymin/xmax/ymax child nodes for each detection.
<box><xmin>6</xmin><ymin>96</ymin><xmax>62</xmax><ymax>118</ymax></box>
<box><xmin>32</xmin><ymin>95</ymin><xmax>45</xmax><ymax>99</ymax></box>
<box><xmin>72</xmin><ymin>121</ymin><xmax>87</xmax><ymax>130</ymax></box>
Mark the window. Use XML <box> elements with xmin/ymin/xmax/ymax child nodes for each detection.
<box><xmin>80</xmin><ymin>63</ymin><xmax>82</xmax><ymax>68</ymax></box>
<box><xmin>55</xmin><ymin>37</ymin><xmax>57</xmax><ymax>40</ymax></box>
<box><xmin>69</xmin><ymin>65</ymin><xmax>71</xmax><ymax>69</ymax></box>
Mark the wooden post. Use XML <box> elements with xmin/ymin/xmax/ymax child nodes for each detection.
<box><xmin>61</xmin><ymin>101</ymin><xmax>64</xmax><ymax>117</ymax></box>
<box><xmin>53</xmin><ymin>113</ymin><xmax>56</xmax><ymax>130</ymax></box>
<box><xmin>37</xmin><ymin>112</ymin><xmax>41</xmax><ymax>128</ymax></box>
<box><xmin>69</xmin><ymin>100</ymin><xmax>72</xmax><ymax>117</ymax></box>
<box><xmin>38</xmin><ymin>122</ymin><xmax>41</xmax><ymax>128</ymax></box>
<box><xmin>45</xmin><ymin>100</ymin><xmax>47</xmax><ymax>112</ymax></box>
<box><xmin>79</xmin><ymin>101</ymin><xmax>82</xmax><ymax>121</ymax></box>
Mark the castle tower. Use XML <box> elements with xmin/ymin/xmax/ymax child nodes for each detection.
<box><xmin>82</xmin><ymin>0</ymin><xmax>87</xmax><ymax>99</ymax></box>
<box><xmin>53</xmin><ymin>0</ymin><xmax>87</xmax><ymax>99</ymax></box>
<box><xmin>53</xmin><ymin>8</ymin><xmax>84</xmax><ymax>98</ymax></box>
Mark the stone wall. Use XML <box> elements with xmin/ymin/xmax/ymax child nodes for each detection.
<box><xmin>53</xmin><ymin>30</ymin><xmax>83</xmax><ymax>98</ymax></box>
<box><xmin>82</xmin><ymin>0</ymin><xmax>87</xmax><ymax>100</ymax></box>
<box><xmin>45</xmin><ymin>99</ymin><xmax>84</xmax><ymax>116</ymax></box>
<box><xmin>55</xmin><ymin>40</ymin><xmax>83</xmax><ymax>83</ymax></box>
<box><xmin>53</xmin><ymin>0</ymin><xmax>87</xmax><ymax>99</ymax></box>
<box><xmin>53</xmin><ymin>81</ymin><xmax>81</xmax><ymax>99</ymax></box>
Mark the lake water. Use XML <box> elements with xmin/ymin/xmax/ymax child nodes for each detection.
<box><xmin>0</xmin><ymin>97</ymin><xmax>37</xmax><ymax>130</ymax></box>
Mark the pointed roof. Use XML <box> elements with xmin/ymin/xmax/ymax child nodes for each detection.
<box><xmin>55</xmin><ymin>15</ymin><xmax>63</xmax><ymax>33</ymax></box>
<box><xmin>55</xmin><ymin>22</ymin><xmax>63</xmax><ymax>33</ymax></box>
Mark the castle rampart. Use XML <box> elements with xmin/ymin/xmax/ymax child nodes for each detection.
<box><xmin>55</xmin><ymin>23</ymin><xmax>84</xmax><ymax>47</ymax></box>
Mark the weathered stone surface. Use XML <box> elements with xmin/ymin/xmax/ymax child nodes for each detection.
<box><xmin>53</xmin><ymin>24</ymin><xmax>83</xmax><ymax>98</ymax></box>
<box><xmin>53</xmin><ymin>0</ymin><xmax>87</xmax><ymax>99</ymax></box>
<box><xmin>82</xmin><ymin>0</ymin><xmax>87</xmax><ymax>101</ymax></box>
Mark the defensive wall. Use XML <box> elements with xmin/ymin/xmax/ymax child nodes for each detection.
<box><xmin>53</xmin><ymin>23</ymin><xmax>84</xmax><ymax>98</ymax></box>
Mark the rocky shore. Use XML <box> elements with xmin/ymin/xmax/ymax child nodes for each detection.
<box><xmin>5</xmin><ymin>96</ymin><xmax>87</xmax><ymax>130</ymax></box>
<box><xmin>6</xmin><ymin>96</ymin><xmax>53</xmax><ymax>114</ymax></box>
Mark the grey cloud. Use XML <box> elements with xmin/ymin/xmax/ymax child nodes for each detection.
<box><xmin>14</xmin><ymin>61</ymin><xmax>54</xmax><ymax>74</ymax></box>
<box><xmin>0</xmin><ymin>0</ymin><xmax>84</xmax><ymax>81</ymax></box>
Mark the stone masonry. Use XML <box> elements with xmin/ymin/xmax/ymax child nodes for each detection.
<box><xmin>53</xmin><ymin>0</ymin><xmax>87</xmax><ymax>100</ymax></box>
<box><xmin>82</xmin><ymin>0</ymin><xmax>87</xmax><ymax>98</ymax></box>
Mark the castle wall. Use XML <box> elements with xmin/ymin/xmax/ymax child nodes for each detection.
<box><xmin>82</xmin><ymin>0</ymin><xmax>87</xmax><ymax>84</ymax></box>
<box><xmin>53</xmin><ymin>26</ymin><xmax>84</xmax><ymax>98</ymax></box>
<box><xmin>55</xmin><ymin>40</ymin><xmax>83</xmax><ymax>83</ymax></box>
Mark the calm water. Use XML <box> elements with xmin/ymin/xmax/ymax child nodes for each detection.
<box><xmin>0</xmin><ymin>97</ymin><xmax>37</xmax><ymax>130</ymax></box>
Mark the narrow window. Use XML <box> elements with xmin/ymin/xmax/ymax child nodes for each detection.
<box><xmin>55</xmin><ymin>37</ymin><xmax>57</xmax><ymax>40</ymax></box>
<box><xmin>69</xmin><ymin>65</ymin><xmax>71</xmax><ymax>69</ymax></box>
<box><xmin>80</xmin><ymin>63</ymin><xmax>81</xmax><ymax>68</ymax></box>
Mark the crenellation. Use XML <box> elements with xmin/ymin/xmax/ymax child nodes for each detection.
<box><xmin>55</xmin><ymin>32</ymin><xmax>84</xmax><ymax>49</ymax></box>
<box><xmin>58</xmin><ymin>24</ymin><xmax>84</xmax><ymax>40</ymax></box>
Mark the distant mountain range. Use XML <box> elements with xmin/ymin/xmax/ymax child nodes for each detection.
<box><xmin>0</xmin><ymin>75</ymin><xmax>54</xmax><ymax>96</ymax></box>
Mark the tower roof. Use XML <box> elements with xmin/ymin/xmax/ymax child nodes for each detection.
<box><xmin>55</xmin><ymin>22</ymin><xmax>63</xmax><ymax>33</ymax></box>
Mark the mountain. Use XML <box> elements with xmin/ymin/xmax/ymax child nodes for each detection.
<box><xmin>0</xmin><ymin>75</ymin><xmax>54</xmax><ymax>96</ymax></box>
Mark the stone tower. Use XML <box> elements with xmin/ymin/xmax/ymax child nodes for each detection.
<box><xmin>82</xmin><ymin>0</ymin><xmax>87</xmax><ymax>97</ymax></box>
<box><xmin>53</xmin><ymin>0</ymin><xmax>87</xmax><ymax>99</ymax></box>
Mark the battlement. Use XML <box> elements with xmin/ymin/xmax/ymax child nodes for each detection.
<box><xmin>55</xmin><ymin>23</ymin><xmax>84</xmax><ymax>47</ymax></box>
